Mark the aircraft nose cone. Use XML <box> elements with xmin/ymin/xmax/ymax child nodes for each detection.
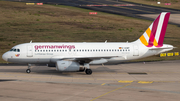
<box><xmin>2</xmin><ymin>52</ymin><xmax>8</xmax><ymax>61</ymax></box>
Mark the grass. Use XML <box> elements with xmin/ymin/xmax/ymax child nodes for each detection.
<box><xmin>123</xmin><ymin>0</ymin><xmax>180</xmax><ymax>10</ymax></box>
<box><xmin>0</xmin><ymin>1</ymin><xmax>179</xmax><ymax>63</ymax></box>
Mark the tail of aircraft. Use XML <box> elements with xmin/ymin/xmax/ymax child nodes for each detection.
<box><xmin>135</xmin><ymin>12</ymin><xmax>170</xmax><ymax>47</ymax></box>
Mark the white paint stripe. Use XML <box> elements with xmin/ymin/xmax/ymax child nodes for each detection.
<box><xmin>142</xmin><ymin>23</ymin><xmax>153</xmax><ymax>43</ymax></box>
<box><xmin>155</xmin><ymin>13</ymin><xmax>166</xmax><ymax>42</ymax></box>
<box><xmin>144</xmin><ymin>31</ymin><xmax>149</xmax><ymax>41</ymax></box>
<box><xmin>149</xmin><ymin>24</ymin><xmax>153</xmax><ymax>31</ymax></box>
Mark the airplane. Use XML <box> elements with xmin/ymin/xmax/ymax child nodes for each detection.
<box><xmin>2</xmin><ymin>12</ymin><xmax>174</xmax><ymax>75</ymax></box>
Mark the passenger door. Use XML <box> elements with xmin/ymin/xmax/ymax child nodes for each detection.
<box><xmin>133</xmin><ymin>45</ymin><xmax>139</xmax><ymax>56</ymax></box>
<box><xmin>27</xmin><ymin>45</ymin><xmax>33</xmax><ymax>57</ymax></box>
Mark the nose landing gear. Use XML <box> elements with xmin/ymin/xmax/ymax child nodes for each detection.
<box><xmin>26</xmin><ymin>69</ymin><xmax>31</xmax><ymax>73</ymax></box>
<box><xmin>26</xmin><ymin>64</ymin><xmax>31</xmax><ymax>73</ymax></box>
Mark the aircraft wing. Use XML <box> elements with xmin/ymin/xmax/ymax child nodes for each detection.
<box><xmin>51</xmin><ymin>56</ymin><xmax>119</xmax><ymax>63</ymax></box>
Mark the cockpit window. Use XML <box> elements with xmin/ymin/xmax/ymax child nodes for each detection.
<box><xmin>10</xmin><ymin>49</ymin><xmax>13</xmax><ymax>51</ymax></box>
<box><xmin>13</xmin><ymin>49</ymin><xmax>16</xmax><ymax>52</ymax></box>
<box><xmin>9</xmin><ymin>48</ymin><xmax>20</xmax><ymax>52</ymax></box>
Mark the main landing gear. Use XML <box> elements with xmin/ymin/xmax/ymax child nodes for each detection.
<box><xmin>84</xmin><ymin>63</ymin><xmax>92</xmax><ymax>75</ymax></box>
<box><xmin>26</xmin><ymin>64</ymin><xmax>31</xmax><ymax>73</ymax></box>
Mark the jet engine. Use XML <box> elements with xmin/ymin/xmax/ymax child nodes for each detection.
<box><xmin>56</xmin><ymin>60</ymin><xmax>80</xmax><ymax>72</ymax></box>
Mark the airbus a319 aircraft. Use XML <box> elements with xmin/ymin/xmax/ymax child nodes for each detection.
<box><xmin>2</xmin><ymin>12</ymin><xmax>174</xmax><ymax>75</ymax></box>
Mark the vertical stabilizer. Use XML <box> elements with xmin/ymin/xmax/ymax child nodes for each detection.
<box><xmin>135</xmin><ymin>12</ymin><xmax>170</xmax><ymax>47</ymax></box>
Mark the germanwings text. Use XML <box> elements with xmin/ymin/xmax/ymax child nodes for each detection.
<box><xmin>34</xmin><ymin>45</ymin><xmax>75</xmax><ymax>50</ymax></box>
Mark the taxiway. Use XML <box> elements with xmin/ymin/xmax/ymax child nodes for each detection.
<box><xmin>0</xmin><ymin>60</ymin><xmax>180</xmax><ymax>101</ymax></box>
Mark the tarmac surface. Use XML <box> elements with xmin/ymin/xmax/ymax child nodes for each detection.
<box><xmin>0</xmin><ymin>60</ymin><xmax>180</xmax><ymax>101</ymax></box>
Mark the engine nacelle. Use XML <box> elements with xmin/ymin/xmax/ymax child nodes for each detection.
<box><xmin>56</xmin><ymin>60</ymin><xmax>80</xmax><ymax>72</ymax></box>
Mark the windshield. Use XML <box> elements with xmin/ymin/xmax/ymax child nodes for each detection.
<box><xmin>9</xmin><ymin>48</ymin><xmax>20</xmax><ymax>52</ymax></box>
<box><xmin>10</xmin><ymin>49</ymin><xmax>13</xmax><ymax>51</ymax></box>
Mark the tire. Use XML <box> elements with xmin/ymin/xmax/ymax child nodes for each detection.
<box><xmin>85</xmin><ymin>69</ymin><xmax>92</xmax><ymax>75</ymax></box>
<box><xmin>26</xmin><ymin>69</ymin><xmax>31</xmax><ymax>73</ymax></box>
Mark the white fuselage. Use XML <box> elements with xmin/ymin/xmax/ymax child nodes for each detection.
<box><xmin>2</xmin><ymin>42</ymin><xmax>173</xmax><ymax>64</ymax></box>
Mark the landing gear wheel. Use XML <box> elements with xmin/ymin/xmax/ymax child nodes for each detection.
<box><xmin>85</xmin><ymin>69</ymin><xmax>92</xmax><ymax>75</ymax></box>
<box><xmin>26</xmin><ymin>69</ymin><xmax>31</xmax><ymax>73</ymax></box>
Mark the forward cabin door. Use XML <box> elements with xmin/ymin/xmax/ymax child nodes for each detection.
<box><xmin>133</xmin><ymin>45</ymin><xmax>139</xmax><ymax>56</ymax></box>
<box><xmin>27</xmin><ymin>45</ymin><xmax>33</xmax><ymax>57</ymax></box>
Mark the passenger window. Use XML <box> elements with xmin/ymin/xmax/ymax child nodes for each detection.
<box><xmin>43</xmin><ymin>50</ymin><xmax>45</xmax><ymax>52</ymax></box>
<box><xmin>40</xmin><ymin>50</ymin><xmax>42</xmax><ymax>52</ymax></box>
<box><xmin>112</xmin><ymin>49</ymin><xmax>114</xmax><ymax>51</ymax></box>
<box><xmin>57</xmin><ymin>50</ymin><xmax>59</xmax><ymax>52</ymax></box>
<box><xmin>54</xmin><ymin>50</ymin><xmax>56</xmax><ymax>52</ymax></box>
<box><xmin>51</xmin><ymin>50</ymin><xmax>53</xmax><ymax>52</ymax></box>
<box><xmin>46</xmin><ymin>50</ymin><xmax>48</xmax><ymax>52</ymax></box>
